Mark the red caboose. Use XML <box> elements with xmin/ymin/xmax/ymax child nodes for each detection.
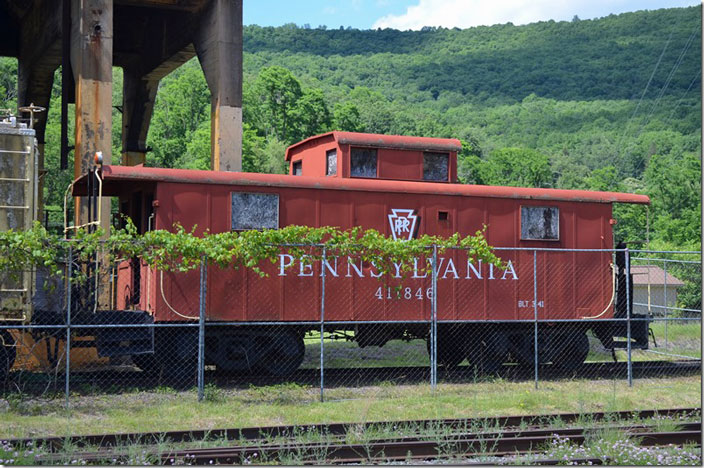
<box><xmin>75</xmin><ymin>132</ymin><xmax>650</xmax><ymax>375</ymax></box>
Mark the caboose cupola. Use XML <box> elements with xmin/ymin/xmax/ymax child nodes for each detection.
<box><xmin>285</xmin><ymin>132</ymin><xmax>461</xmax><ymax>183</ymax></box>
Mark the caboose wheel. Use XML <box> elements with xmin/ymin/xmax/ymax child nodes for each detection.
<box><xmin>553</xmin><ymin>331</ymin><xmax>589</xmax><ymax>371</ymax></box>
<box><xmin>210</xmin><ymin>333</ymin><xmax>260</xmax><ymax>374</ymax></box>
<box><xmin>0</xmin><ymin>330</ymin><xmax>17</xmax><ymax>384</ymax></box>
<box><xmin>256</xmin><ymin>331</ymin><xmax>305</xmax><ymax>377</ymax></box>
<box><xmin>133</xmin><ymin>329</ymin><xmax>197</xmax><ymax>383</ymax></box>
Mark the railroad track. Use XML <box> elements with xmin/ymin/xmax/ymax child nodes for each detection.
<box><xmin>154</xmin><ymin>424</ymin><xmax>701</xmax><ymax>465</ymax></box>
<box><xmin>8</xmin><ymin>408</ymin><xmax>700</xmax><ymax>465</ymax></box>
<box><xmin>7</xmin><ymin>358</ymin><xmax>700</xmax><ymax>392</ymax></box>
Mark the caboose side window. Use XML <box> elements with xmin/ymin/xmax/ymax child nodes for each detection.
<box><xmin>292</xmin><ymin>160</ymin><xmax>302</xmax><ymax>176</ymax></box>
<box><xmin>350</xmin><ymin>148</ymin><xmax>377</xmax><ymax>178</ymax></box>
<box><xmin>423</xmin><ymin>152</ymin><xmax>449</xmax><ymax>181</ymax></box>
<box><xmin>231</xmin><ymin>192</ymin><xmax>279</xmax><ymax>230</ymax></box>
<box><xmin>326</xmin><ymin>149</ymin><xmax>337</xmax><ymax>176</ymax></box>
<box><xmin>521</xmin><ymin>206</ymin><xmax>559</xmax><ymax>241</ymax></box>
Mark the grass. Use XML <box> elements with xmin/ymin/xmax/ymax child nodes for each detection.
<box><xmin>299</xmin><ymin>323</ymin><xmax>701</xmax><ymax>371</ymax></box>
<box><xmin>0</xmin><ymin>375</ymin><xmax>699</xmax><ymax>439</ymax></box>
<box><xmin>520</xmin><ymin>433</ymin><xmax>702</xmax><ymax>465</ymax></box>
<box><xmin>301</xmin><ymin>337</ymin><xmax>429</xmax><ymax>369</ymax></box>
<box><xmin>650</xmin><ymin>320</ymin><xmax>702</xmax><ymax>341</ymax></box>
<box><xmin>1</xmin><ymin>401</ymin><xmax>700</xmax><ymax>465</ymax></box>
<box><xmin>648</xmin><ymin>320</ymin><xmax>702</xmax><ymax>358</ymax></box>
<box><xmin>587</xmin><ymin>321</ymin><xmax>701</xmax><ymax>362</ymax></box>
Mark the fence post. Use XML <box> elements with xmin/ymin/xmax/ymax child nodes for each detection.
<box><xmin>431</xmin><ymin>245</ymin><xmax>438</xmax><ymax>392</ymax></box>
<box><xmin>664</xmin><ymin>259</ymin><xmax>669</xmax><ymax>350</ymax></box>
<box><xmin>320</xmin><ymin>245</ymin><xmax>326</xmax><ymax>403</ymax></box>
<box><xmin>626</xmin><ymin>248</ymin><xmax>632</xmax><ymax>387</ymax></box>
<box><xmin>197</xmin><ymin>256</ymin><xmax>207</xmax><ymax>402</ymax></box>
<box><xmin>65</xmin><ymin>245</ymin><xmax>72</xmax><ymax>410</ymax></box>
<box><xmin>533</xmin><ymin>249</ymin><xmax>538</xmax><ymax>389</ymax></box>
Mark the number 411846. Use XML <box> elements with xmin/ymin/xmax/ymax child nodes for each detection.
<box><xmin>375</xmin><ymin>286</ymin><xmax>434</xmax><ymax>300</ymax></box>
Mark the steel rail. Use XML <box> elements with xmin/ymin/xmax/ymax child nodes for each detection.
<box><xmin>12</xmin><ymin>408</ymin><xmax>700</xmax><ymax>453</ymax></box>
<box><xmin>158</xmin><ymin>427</ymin><xmax>702</xmax><ymax>465</ymax></box>
<box><xmin>35</xmin><ymin>423</ymin><xmax>701</xmax><ymax>465</ymax></box>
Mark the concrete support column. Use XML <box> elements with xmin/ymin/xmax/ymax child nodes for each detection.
<box><xmin>194</xmin><ymin>0</ymin><xmax>242</xmax><ymax>172</ymax></box>
<box><xmin>70</xmin><ymin>0</ymin><xmax>113</xmax><ymax>231</ymax></box>
<box><xmin>121</xmin><ymin>70</ymin><xmax>159</xmax><ymax>166</ymax></box>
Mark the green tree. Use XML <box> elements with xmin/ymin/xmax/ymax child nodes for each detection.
<box><xmin>480</xmin><ymin>147</ymin><xmax>554</xmax><ymax>188</ymax></box>
<box><xmin>290</xmin><ymin>88</ymin><xmax>331</xmax><ymax>141</ymax></box>
<box><xmin>257</xmin><ymin>136</ymin><xmax>288</xmax><ymax>174</ymax></box>
<box><xmin>242</xmin><ymin>122</ymin><xmax>266</xmax><ymax>172</ymax></box>
<box><xmin>585</xmin><ymin>166</ymin><xmax>622</xmax><ymax>192</ymax></box>
<box><xmin>456</xmin><ymin>135</ymin><xmax>484</xmax><ymax>184</ymax></box>
<box><xmin>176</xmin><ymin>121</ymin><xmax>211</xmax><ymax>170</ymax></box>
<box><xmin>0</xmin><ymin>58</ymin><xmax>17</xmax><ymax>110</ymax></box>
<box><xmin>645</xmin><ymin>152</ymin><xmax>701</xmax><ymax>245</ymax></box>
<box><xmin>332</xmin><ymin>101</ymin><xmax>363</xmax><ymax>132</ymax></box>
<box><xmin>347</xmin><ymin>87</ymin><xmax>397</xmax><ymax>134</ymax></box>
<box><xmin>147</xmin><ymin>61</ymin><xmax>210</xmax><ymax>168</ymax></box>
<box><xmin>252</xmin><ymin>66</ymin><xmax>302</xmax><ymax>143</ymax></box>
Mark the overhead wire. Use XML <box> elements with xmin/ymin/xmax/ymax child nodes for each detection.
<box><xmin>664</xmin><ymin>68</ymin><xmax>701</xmax><ymax>124</ymax></box>
<box><xmin>641</xmin><ymin>27</ymin><xmax>698</xmax><ymax>127</ymax></box>
<box><xmin>608</xmin><ymin>16</ymin><xmax>698</xmax><ymax>249</ymax></box>
<box><xmin>614</xmin><ymin>31</ymin><xmax>672</xmax><ymax>155</ymax></box>
<box><xmin>617</xmin><ymin>22</ymin><xmax>700</xmax><ymax>176</ymax></box>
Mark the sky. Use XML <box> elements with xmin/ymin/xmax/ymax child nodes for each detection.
<box><xmin>243</xmin><ymin>0</ymin><xmax>700</xmax><ymax>30</ymax></box>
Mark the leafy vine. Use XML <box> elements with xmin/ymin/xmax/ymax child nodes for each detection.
<box><xmin>0</xmin><ymin>221</ymin><xmax>503</xmax><ymax>281</ymax></box>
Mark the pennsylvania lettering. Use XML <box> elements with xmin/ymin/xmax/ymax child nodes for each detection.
<box><xmin>278</xmin><ymin>255</ymin><xmax>518</xmax><ymax>280</ymax></box>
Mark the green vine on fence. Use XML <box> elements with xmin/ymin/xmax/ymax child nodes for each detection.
<box><xmin>0</xmin><ymin>221</ymin><xmax>504</xmax><ymax>280</ymax></box>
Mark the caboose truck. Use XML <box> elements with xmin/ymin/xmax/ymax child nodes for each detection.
<box><xmin>2</xmin><ymin>131</ymin><xmax>652</xmax><ymax>379</ymax></box>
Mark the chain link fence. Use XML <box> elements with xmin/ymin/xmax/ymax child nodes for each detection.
<box><xmin>629</xmin><ymin>251</ymin><xmax>701</xmax><ymax>382</ymax></box>
<box><xmin>1</xmin><ymin>245</ymin><xmax>700</xmax><ymax>408</ymax></box>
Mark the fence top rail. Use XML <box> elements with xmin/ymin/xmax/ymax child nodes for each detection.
<box><xmin>633</xmin><ymin>303</ymin><xmax>702</xmax><ymax>314</ymax></box>
<box><xmin>631</xmin><ymin>257</ymin><xmax>702</xmax><ymax>265</ymax></box>
<box><xmin>631</xmin><ymin>250</ymin><xmax>701</xmax><ymax>255</ymax></box>
<box><xmin>273</xmin><ymin>246</ymin><xmax>699</xmax><ymax>255</ymax></box>
<box><xmin>49</xmin><ymin>239</ymin><xmax>702</xmax><ymax>260</ymax></box>
<box><xmin>48</xmin><ymin>237</ymin><xmax>701</xmax><ymax>255</ymax></box>
<box><xmin>491</xmin><ymin>247</ymin><xmax>621</xmax><ymax>253</ymax></box>
<box><xmin>649</xmin><ymin>315</ymin><xmax>702</xmax><ymax>320</ymax></box>
<box><xmin>252</xmin><ymin>245</ymin><xmax>628</xmax><ymax>253</ymax></box>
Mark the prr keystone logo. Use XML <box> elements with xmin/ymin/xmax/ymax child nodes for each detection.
<box><xmin>388</xmin><ymin>209</ymin><xmax>418</xmax><ymax>241</ymax></box>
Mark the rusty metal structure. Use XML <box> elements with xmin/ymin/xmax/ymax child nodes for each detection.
<box><xmin>0</xmin><ymin>1</ymin><xmax>244</xmax><ymax>377</ymax></box>
<box><xmin>0</xmin><ymin>0</ymin><xmax>244</xmax><ymax>230</ymax></box>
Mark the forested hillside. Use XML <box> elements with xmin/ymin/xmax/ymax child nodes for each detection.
<box><xmin>0</xmin><ymin>6</ymin><xmax>700</xmax><ymax>249</ymax></box>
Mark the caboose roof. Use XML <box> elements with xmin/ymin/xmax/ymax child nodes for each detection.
<box><xmin>284</xmin><ymin>131</ymin><xmax>462</xmax><ymax>161</ymax></box>
<box><xmin>74</xmin><ymin>165</ymin><xmax>651</xmax><ymax>205</ymax></box>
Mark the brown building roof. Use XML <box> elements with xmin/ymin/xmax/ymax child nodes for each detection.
<box><xmin>631</xmin><ymin>265</ymin><xmax>685</xmax><ymax>287</ymax></box>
